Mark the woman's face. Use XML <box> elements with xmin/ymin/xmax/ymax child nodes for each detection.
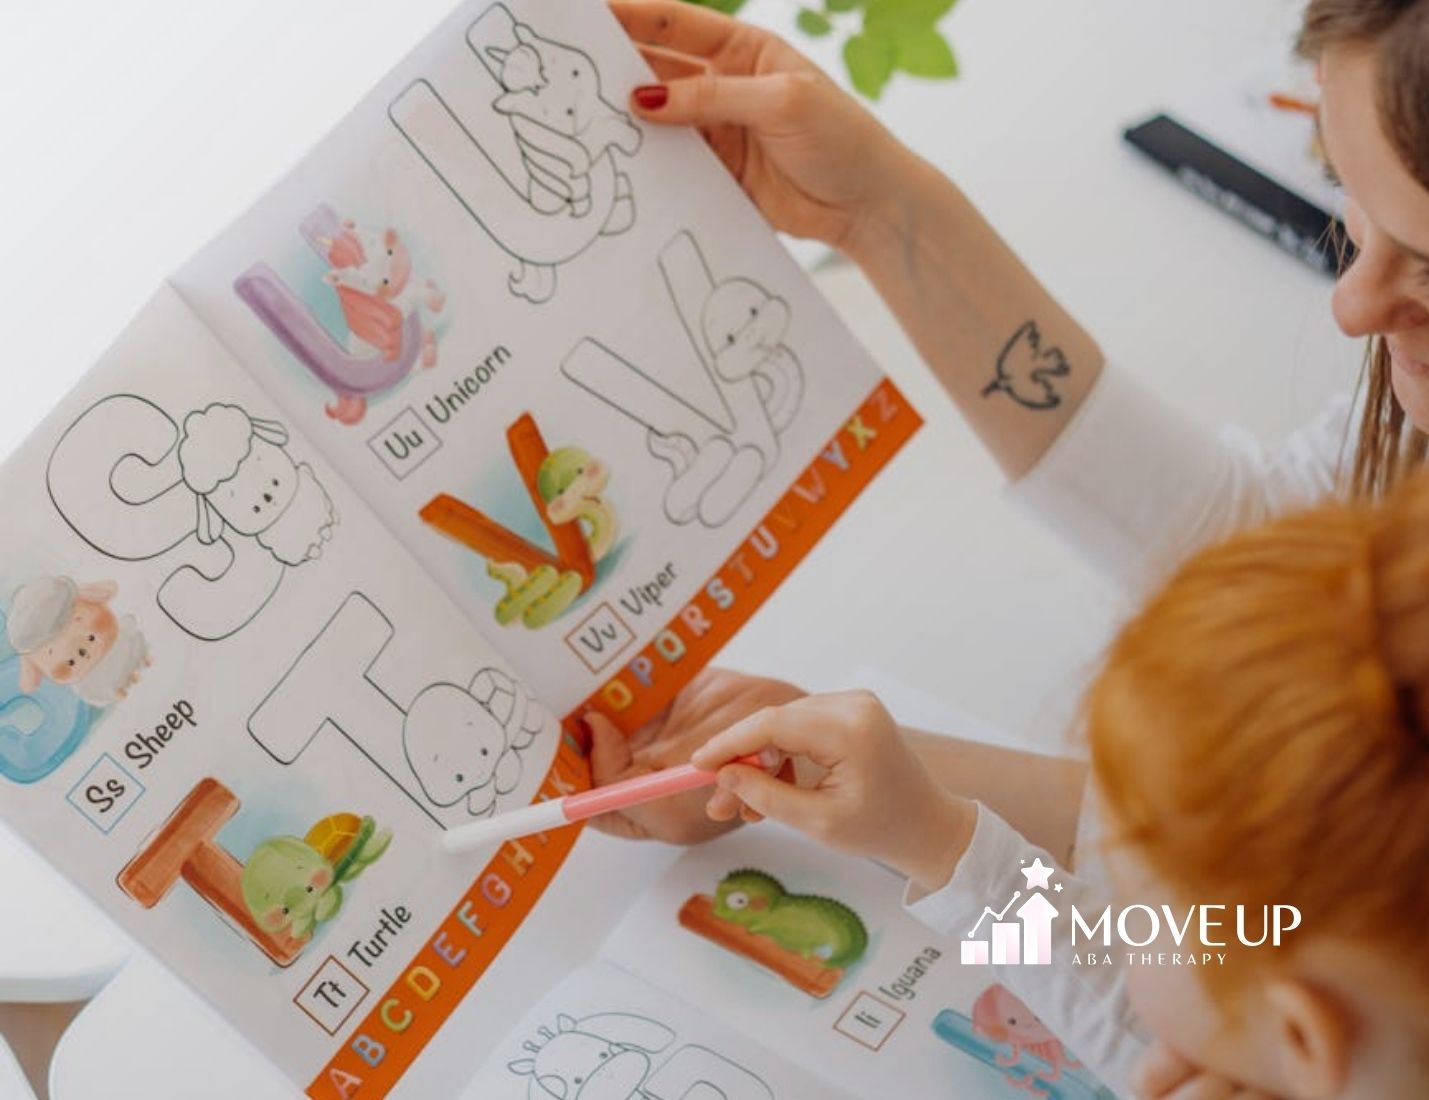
<box><xmin>1320</xmin><ymin>45</ymin><xmax>1429</xmax><ymax>431</ymax></box>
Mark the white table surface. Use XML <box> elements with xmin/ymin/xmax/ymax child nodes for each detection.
<box><xmin>0</xmin><ymin>0</ymin><xmax>1362</xmax><ymax>1096</ymax></box>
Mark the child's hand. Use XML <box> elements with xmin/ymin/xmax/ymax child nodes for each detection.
<box><xmin>585</xmin><ymin>668</ymin><xmax>804</xmax><ymax>844</ymax></box>
<box><xmin>1136</xmin><ymin>1042</ymin><xmax>1280</xmax><ymax>1100</ymax></box>
<box><xmin>691</xmin><ymin>691</ymin><xmax>977</xmax><ymax>893</ymax></box>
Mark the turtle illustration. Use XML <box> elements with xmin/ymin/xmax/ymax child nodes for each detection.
<box><xmin>241</xmin><ymin>813</ymin><xmax>392</xmax><ymax>942</ymax></box>
<box><xmin>713</xmin><ymin>869</ymin><xmax>869</xmax><ymax>969</ymax></box>
<box><xmin>402</xmin><ymin>668</ymin><xmax>545</xmax><ymax>816</ymax></box>
<box><xmin>306</xmin><ymin>812</ymin><xmax>392</xmax><ymax>883</ymax></box>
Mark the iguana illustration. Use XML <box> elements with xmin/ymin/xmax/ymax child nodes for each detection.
<box><xmin>713</xmin><ymin>869</ymin><xmax>868</xmax><ymax>969</ymax></box>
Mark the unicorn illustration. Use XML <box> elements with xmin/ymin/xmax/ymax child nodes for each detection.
<box><xmin>234</xmin><ymin>204</ymin><xmax>447</xmax><ymax>429</ymax></box>
<box><xmin>389</xmin><ymin>4</ymin><xmax>644</xmax><ymax>304</ymax></box>
<box><xmin>320</xmin><ymin>218</ymin><xmax>446</xmax><ymax>424</ymax></box>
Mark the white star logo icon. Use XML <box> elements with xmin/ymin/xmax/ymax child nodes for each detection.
<box><xmin>1020</xmin><ymin>857</ymin><xmax>1055</xmax><ymax>891</ymax></box>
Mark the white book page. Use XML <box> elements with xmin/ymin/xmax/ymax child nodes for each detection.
<box><xmin>602</xmin><ymin>826</ymin><xmax>1119</xmax><ymax>1099</ymax></box>
<box><xmin>464</xmin><ymin>959</ymin><xmax>858</xmax><ymax>1100</ymax></box>
<box><xmin>0</xmin><ymin>285</ymin><xmax>578</xmax><ymax>1089</ymax></box>
<box><xmin>171</xmin><ymin>0</ymin><xmax>895</xmax><ymax>720</ymax></box>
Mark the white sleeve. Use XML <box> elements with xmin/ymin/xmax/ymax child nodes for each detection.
<box><xmin>1007</xmin><ymin>367</ymin><xmax>1355</xmax><ymax>596</ymax></box>
<box><xmin>904</xmin><ymin>804</ymin><xmax>1150</xmax><ymax>1098</ymax></box>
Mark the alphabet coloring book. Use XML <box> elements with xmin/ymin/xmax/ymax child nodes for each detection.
<box><xmin>0</xmin><ymin>1</ymin><xmax>923</xmax><ymax>1096</ymax></box>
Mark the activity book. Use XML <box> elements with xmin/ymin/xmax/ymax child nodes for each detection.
<box><xmin>469</xmin><ymin>823</ymin><xmax>1118</xmax><ymax>1100</ymax></box>
<box><xmin>0</xmin><ymin>0</ymin><xmax>924</xmax><ymax>1095</ymax></box>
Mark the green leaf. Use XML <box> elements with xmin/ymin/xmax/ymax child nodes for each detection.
<box><xmin>796</xmin><ymin>8</ymin><xmax>835</xmax><ymax>36</ymax></box>
<box><xmin>843</xmin><ymin>31</ymin><xmax>896</xmax><ymax>99</ymax></box>
<box><xmin>864</xmin><ymin>0</ymin><xmax>955</xmax><ymax>34</ymax></box>
<box><xmin>681</xmin><ymin>0</ymin><xmax>748</xmax><ymax>14</ymax></box>
<box><xmin>825</xmin><ymin>0</ymin><xmax>863</xmax><ymax>11</ymax></box>
<box><xmin>894</xmin><ymin>29</ymin><xmax>957</xmax><ymax>77</ymax></box>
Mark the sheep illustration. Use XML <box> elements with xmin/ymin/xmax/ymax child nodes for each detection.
<box><xmin>47</xmin><ymin>394</ymin><xmax>339</xmax><ymax>642</ymax></box>
<box><xmin>177</xmin><ymin>404</ymin><xmax>337</xmax><ymax>567</ymax></box>
<box><xmin>508</xmin><ymin>1012</ymin><xmax>774</xmax><ymax>1100</ymax></box>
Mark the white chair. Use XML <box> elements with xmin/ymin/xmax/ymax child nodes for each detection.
<box><xmin>0</xmin><ymin>822</ymin><xmax>127</xmax><ymax>1005</ymax></box>
<box><xmin>48</xmin><ymin>955</ymin><xmax>298</xmax><ymax>1100</ymax></box>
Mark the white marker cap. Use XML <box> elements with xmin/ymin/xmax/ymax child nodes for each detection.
<box><xmin>440</xmin><ymin>799</ymin><xmax>568</xmax><ymax>855</ymax></box>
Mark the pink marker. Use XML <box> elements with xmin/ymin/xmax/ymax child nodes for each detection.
<box><xmin>439</xmin><ymin>750</ymin><xmax>780</xmax><ymax>855</ymax></box>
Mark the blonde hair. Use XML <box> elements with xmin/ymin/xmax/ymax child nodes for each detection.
<box><xmin>1298</xmin><ymin>0</ymin><xmax>1429</xmax><ymax>496</ymax></box>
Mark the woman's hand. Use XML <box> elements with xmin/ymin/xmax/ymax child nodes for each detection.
<box><xmin>611</xmin><ymin>0</ymin><xmax>913</xmax><ymax>251</ymax></box>
<box><xmin>691</xmin><ymin>690</ymin><xmax>977</xmax><ymax>892</ymax></box>
<box><xmin>615</xmin><ymin>2</ymin><xmax>1106</xmax><ymax>484</ymax></box>
<box><xmin>585</xmin><ymin>668</ymin><xmax>804</xmax><ymax>844</ymax></box>
<box><xmin>1136</xmin><ymin>1043</ymin><xmax>1279</xmax><ymax>1100</ymax></box>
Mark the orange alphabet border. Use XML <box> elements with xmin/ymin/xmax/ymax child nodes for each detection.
<box><xmin>308</xmin><ymin>377</ymin><xmax>920</xmax><ymax>1097</ymax></box>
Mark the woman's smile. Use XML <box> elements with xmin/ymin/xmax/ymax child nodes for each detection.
<box><xmin>1389</xmin><ymin>338</ymin><xmax>1429</xmax><ymax>380</ymax></box>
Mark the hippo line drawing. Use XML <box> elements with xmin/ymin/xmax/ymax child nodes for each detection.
<box><xmin>508</xmin><ymin>1011</ymin><xmax>775</xmax><ymax>1100</ymax></box>
<box><xmin>389</xmin><ymin>2</ymin><xmax>642</xmax><ymax>304</ymax></box>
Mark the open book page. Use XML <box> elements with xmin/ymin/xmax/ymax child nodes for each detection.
<box><xmin>465</xmin><ymin>959</ymin><xmax>858</xmax><ymax>1099</ymax></box>
<box><xmin>602</xmin><ymin>826</ymin><xmax>1118</xmax><ymax>1099</ymax></box>
<box><xmin>0</xmin><ymin>286</ymin><xmax>588</xmax><ymax>1096</ymax></box>
<box><xmin>170</xmin><ymin>0</ymin><xmax>920</xmax><ymax>727</ymax></box>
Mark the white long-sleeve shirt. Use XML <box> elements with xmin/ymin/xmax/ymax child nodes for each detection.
<box><xmin>1011</xmin><ymin>365</ymin><xmax>1355</xmax><ymax>598</ymax></box>
<box><xmin>904</xmin><ymin>367</ymin><xmax>1358</xmax><ymax>1096</ymax></box>
<box><xmin>906</xmin><ymin>805</ymin><xmax>1149</xmax><ymax>1096</ymax></box>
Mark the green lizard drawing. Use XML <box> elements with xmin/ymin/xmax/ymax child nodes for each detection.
<box><xmin>712</xmin><ymin>868</ymin><xmax>869</xmax><ymax>969</ymax></box>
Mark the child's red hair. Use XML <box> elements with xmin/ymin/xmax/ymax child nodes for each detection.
<box><xmin>1086</xmin><ymin>470</ymin><xmax>1429</xmax><ymax>992</ymax></box>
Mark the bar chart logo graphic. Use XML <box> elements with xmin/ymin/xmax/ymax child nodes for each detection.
<box><xmin>960</xmin><ymin>857</ymin><xmax>1060</xmax><ymax>966</ymax></box>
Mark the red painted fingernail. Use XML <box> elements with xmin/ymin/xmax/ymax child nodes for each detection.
<box><xmin>575</xmin><ymin>716</ymin><xmax>593</xmax><ymax>745</ymax></box>
<box><xmin>633</xmin><ymin>84</ymin><xmax>669</xmax><ymax>110</ymax></box>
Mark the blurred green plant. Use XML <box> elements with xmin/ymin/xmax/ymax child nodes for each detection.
<box><xmin>680</xmin><ymin>0</ymin><xmax>959</xmax><ymax>100</ymax></box>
